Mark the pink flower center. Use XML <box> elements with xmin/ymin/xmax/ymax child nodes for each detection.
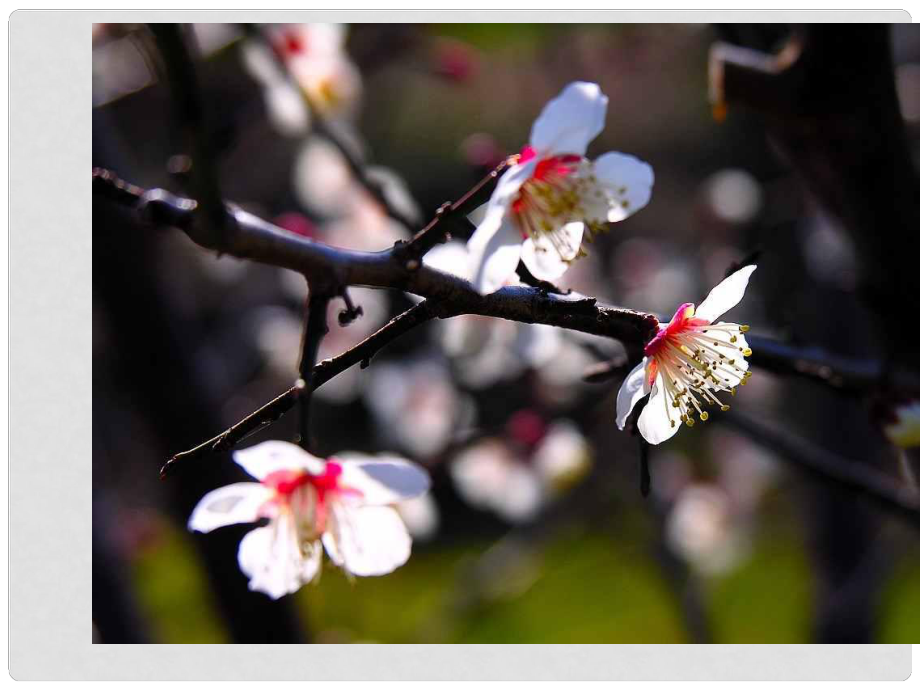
<box><xmin>644</xmin><ymin>303</ymin><xmax>709</xmax><ymax>359</ymax></box>
<box><xmin>262</xmin><ymin>460</ymin><xmax>362</xmax><ymax>533</ymax></box>
<box><xmin>511</xmin><ymin>147</ymin><xmax>586</xmax><ymax>243</ymax></box>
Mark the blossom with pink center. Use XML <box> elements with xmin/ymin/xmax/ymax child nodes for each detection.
<box><xmin>242</xmin><ymin>23</ymin><xmax>362</xmax><ymax>136</ymax></box>
<box><xmin>467</xmin><ymin>81</ymin><xmax>654</xmax><ymax>294</ymax></box>
<box><xmin>616</xmin><ymin>266</ymin><xmax>757</xmax><ymax>445</ymax></box>
<box><xmin>188</xmin><ymin>440</ymin><xmax>429</xmax><ymax>599</ymax></box>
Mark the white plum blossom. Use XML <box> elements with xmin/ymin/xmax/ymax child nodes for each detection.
<box><xmin>467</xmin><ymin>81</ymin><xmax>654</xmax><ymax>294</ymax></box>
<box><xmin>188</xmin><ymin>440</ymin><xmax>430</xmax><ymax>599</ymax></box>
<box><xmin>617</xmin><ymin>266</ymin><xmax>757</xmax><ymax>445</ymax></box>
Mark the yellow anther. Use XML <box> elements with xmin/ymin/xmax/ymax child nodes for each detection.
<box><xmin>686</xmin><ymin>418</ymin><xmax>695</xmax><ymax>427</ymax></box>
<box><xmin>730</xmin><ymin>335</ymin><xmax>737</xmax><ymax>343</ymax></box>
<box><xmin>700</xmin><ymin>411</ymin><xmax>709</xmax><ymax>421</ymax></box>
<box><xmin>740</xmin><ymin>325</ymin><xmax>750</xmax><ymax>332</ymax></box>
<box><xmin>742</xmin><ymin>348</ymin><xmax>753</xmax><ymax>357</ymax></box>
<box><xmin>721</xmin><ymin>405</ymin><xmax>730</xmax><ymax>412</ymax></box>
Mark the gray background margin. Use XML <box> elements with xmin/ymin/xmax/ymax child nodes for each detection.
<box><xmin>8</xmin><ymin>9</ymin><xmax>913</xmax><ymax>680</ymax></box>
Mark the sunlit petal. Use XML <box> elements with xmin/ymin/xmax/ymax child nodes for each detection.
<box><xmin>529</xmin><ymin>82</ymin><xmax>608</xmax><ymax>156</ymax></box>
<box><xmin>694</xmin><ymin>265</ymin><xmax>757</xmax><ymax>322</ymax></box>
<box><xmin>187</xmin><ymin>483</ymin><xmax>273</xmax><ymax>533</ymax></box>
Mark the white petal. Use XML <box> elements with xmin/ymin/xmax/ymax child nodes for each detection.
<box><xmin>592</xmin><ymin>152</ymin><xmax>654</xmax><ymax>223</ymax></box>
<box><xmin>468</xmin><ymin>210</ymin><xmax>523</xmax><ymax>294</ymax></box>
<box><xmin>233</xmin><ymin>440</ymin><xmax>325</xmax><ymax>481</ymax></box>
<box><xmin>465</xmin><ymin>161</ymin><xmax>535</xmax><ymax>294</ymax></box>
<box><xmin>334</xmin><ymin>454</ymin><xmax>431</xmax><ymax>505</ymax></box>
<box><xmin>466</xmin><ymin>202</ymin><xmax>489</xmax><ymax>228</ymax></box>
<box><xmin>396</xmin><ymin>493</ymin><xmax>440</xmax><ymax>541</ymax></box>
<box><xmin>483</xmin><ymin>158</ymin><xmax>537</xmax><ymax>208</ymax></box>
<box><xmin>616</xmin><ymin>359</ymin><xmax>649</xmax><ymax>430</ymax></box>
<box><xmin>529</xmin><ymin>82</ymin><xmax>608</xmax><ymax>156</ymax></box>
<box><xmin>520</xmin><ymin>222</ymin><xmax>585</xmax><ymax>281</ymax></box>
<box><xmin>323</xmin><ymin>504</ymin><xmax>412</xmax><ymax>576</ymax></box>
<box><xmin>237</xmin><ymin>519</ymin><xmax>322</xmax><ymax>599</ymax></box>
<box><xmin>638</xmin><ymin>376</ymin><xmax>682</xmax><ymax>445</ymax></box>
<box><xmin>694</xmin><ymin>265</ymin><xmax>757</xmax><ymax>322</ymax></box>
<box><xmin>187</xmin><ymin>483</ymin><xmax>273</xmax><ymax>533</ymax></box>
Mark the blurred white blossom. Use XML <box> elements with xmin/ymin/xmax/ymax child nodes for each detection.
<box><xmin>450</xmin><ymin>415</ymin><xmax>592</xmax><ymax>523</ymax></box>
<box><xmin>364</xmin><ymin>356</ymin><xmax>473</xmax><ymax>460</ymax></box>
<box><xmin>396</xmin><ymin>493</ymin><xmax>441</xmax><ymax>542</ymax></box>
<box><xmin>423</xmin><ymin>242</ymin><xmax>563</xmax><ymax>389</ymax></box>
<box><xmin>665</xmin><ymin>483</ymin><xmax>751</xmax><ymax>577</ymax></box>
<box><xmin>242</xmin><ymin>23</ymin><xmax>362</xmax><ymax>136</ymax></box>
<box><xmin>704</xmin><ymin>169</ymin><xmax>762</xmax><ymax>224</ymax></box>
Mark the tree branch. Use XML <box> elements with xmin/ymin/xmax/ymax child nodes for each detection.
<box><xmin>93</xmin><ymin>167</ymin><xmax>658</xmax><ymax>346</ymax></box>
<box><xmin>148</xmin><ymin>24</ymin><xmax>228</xmax><ymax>247</ymax></box>
<box><xmin>160</xmin><ymin>299</ymin><xmax>455</xmax><ymax>478</ymax></box>
<box><xmin>297</xmin><ymin>291</ymin><xmax>331</xmax><ymax>451</ymax></box>
<box><xmin>722</xmin><ymin>412</ymin><xmax>920</xmax><ymax>530</ymax></box>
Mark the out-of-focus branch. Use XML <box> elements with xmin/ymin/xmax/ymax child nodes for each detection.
<box><xmin>722</xmin><ymin>412</ymin><xmax>920</xmax><ymax>530</ymax></box>
<box><xmin>710</xmin><ymin>26</ymin><xmax>920</xmax><ymax>365</ymax></box>
<box><xmin>744</xmin><ymin>335</ymin><xmax>909</xmax><ymax>394</ymax></box>
<box><xmin>148</xmin><ymin>24</ymin><xmax>228</xmax><ymax>247</ymax></box>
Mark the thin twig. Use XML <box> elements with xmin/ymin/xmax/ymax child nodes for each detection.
<box><xmin>297</xmin><ymin>291</ymin><xmax>331</xmax><ymax>451</ymax></box>
<box><xmin>160</xmin><ymin>300</ymin><xmax>451</xmax><ymax>478</ymax></box>
<box><xmin>148</xmin><ymin>24</ymin><xmax>228</xmax><ymax>247</ymax></box>
<box><xmin>395</xmin><ymin>158</ymin><xmax>513</xmax><ymax>265</ymax></box>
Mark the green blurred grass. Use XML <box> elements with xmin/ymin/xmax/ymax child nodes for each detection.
<box><xmin>129</xmin><ymin>516</ymin><xmax>920</xmax><ymax>643</ymax></box>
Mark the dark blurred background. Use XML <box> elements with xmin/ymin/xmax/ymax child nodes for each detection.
<box><xmin>92</xmin><ymin>23</ymin><xmax>920</xmax><ymax>643</ymax></box>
